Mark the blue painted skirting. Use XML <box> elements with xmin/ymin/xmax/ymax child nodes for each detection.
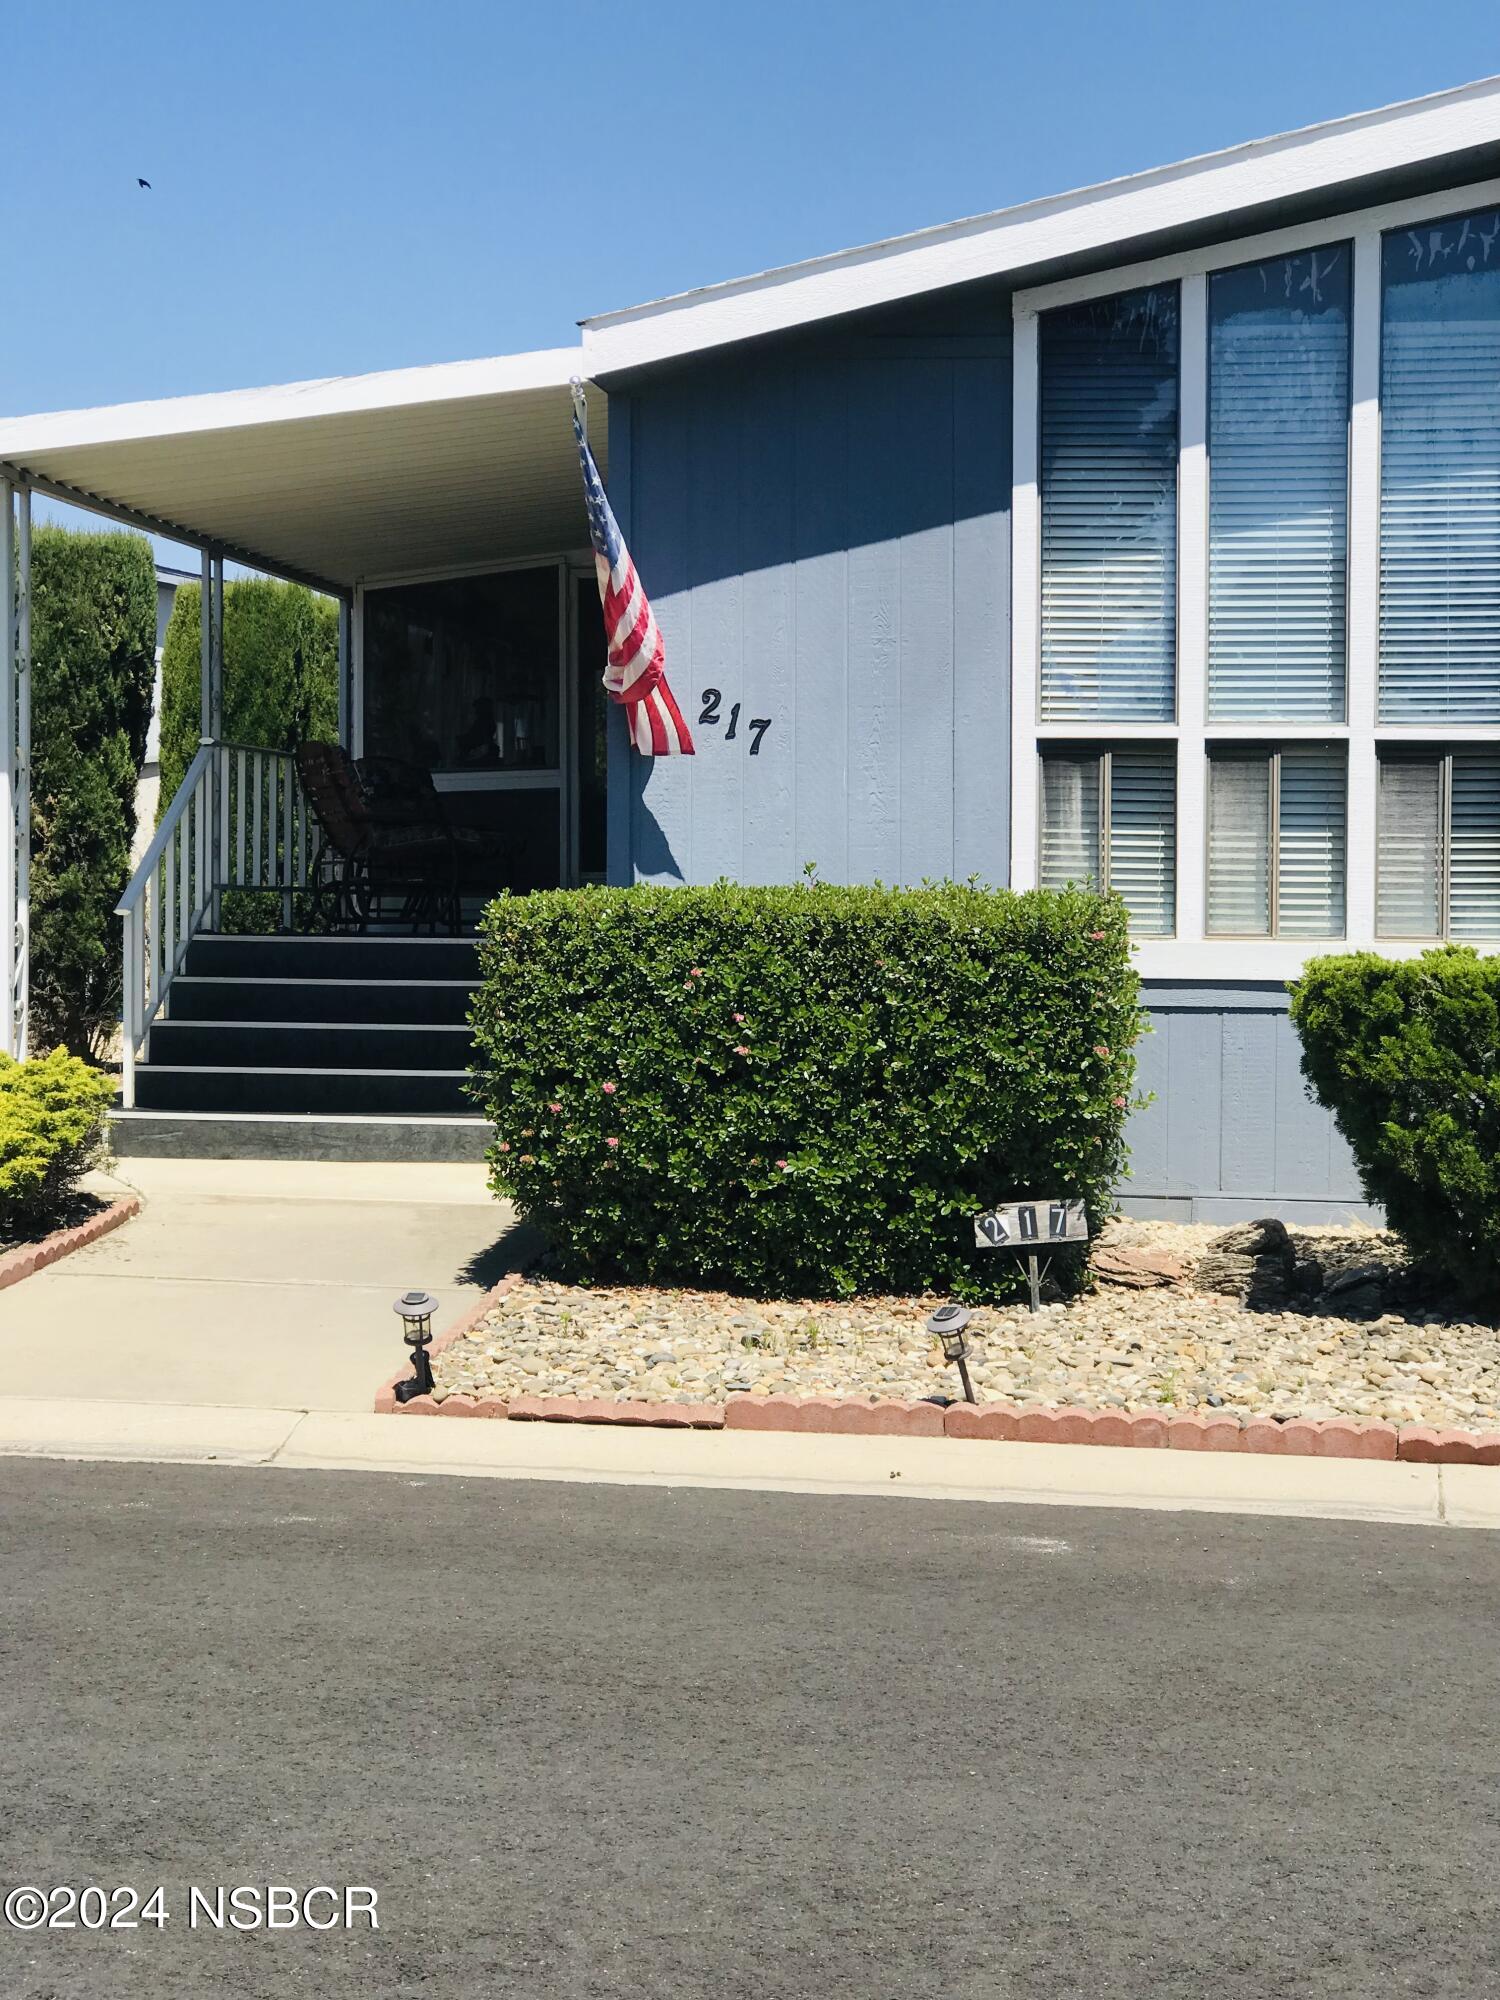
<box><xmin>1119</xmin><ymin>982</ymin><xmax>1380</xmax><ymax>1224</ymax></box>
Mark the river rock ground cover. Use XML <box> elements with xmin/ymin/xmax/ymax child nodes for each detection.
<box><xmin>432</xmin><ymin>1219</ymin><xmax>1500</xmax><ymax>1430</ymax></box>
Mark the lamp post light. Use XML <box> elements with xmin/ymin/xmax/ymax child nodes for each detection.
<box><xmin>926</xmin><ymin>1303</ymin><xmax>977</xmax><ymax>1403</ymax></box>
<box><xmin>392</xmin><ymin>1290</ymin><xmax>440</xmax><ymax>1403</ymax></box>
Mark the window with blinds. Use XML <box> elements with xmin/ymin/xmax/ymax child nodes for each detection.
<box><xmin>1379</xmin><ymin>209</ymin><xmax>1500</xmax><ymax>721</ymax></box>
<box><xmin>1039</xmin><ymin>747</ymin><xmax>1175</xmax><ymax>935</ymax></box>
<box><xmin>1040</xmin><ymin>286</ymin><xmax>1179</xmax><ymax>722</ymax></box>
<box><xmin>1208</xmin><ymin>248</ymin><xmax>1350</xmax><ymax>720</ymax></box>
<box><xmin>1206</xmin><ymin>746</ymin><xmax>1346</xmax><ymax>936</ymax></box>
<box><xmin>1377</xmin><ymin>749</ymin><xmax>1500</xmax><ymax>936</ymax></box>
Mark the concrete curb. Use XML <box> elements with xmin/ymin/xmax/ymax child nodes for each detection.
<box><xmin>0</xmin><ymin>1194</ymin><xmax>141</xmax><ymax>1293</ymax></box>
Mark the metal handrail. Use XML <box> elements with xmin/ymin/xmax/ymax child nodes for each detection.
<box><xmin>117</xmin><ymin>739</ymin><xmax>313</xmax><ymax>1107</ymax></box>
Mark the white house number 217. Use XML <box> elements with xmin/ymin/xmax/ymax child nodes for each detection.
<box><xmin>699</xmin><ymin>689</ymin><xmax>772</xmax><ymax>754</ymax></box>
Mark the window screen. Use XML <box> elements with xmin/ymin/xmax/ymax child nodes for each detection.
<box><xmin>1379</xmin><ymin>209</ymin><xmax>1500</xmax><ymax>721</ymax></box>
<box><xmin>1040</xmin><ymin>286</ymin><xmax>1179</xmax><ymax>722</ymax></box>
<box><xmin>1208</xmin><ymin>248</ymin><xmax>1350</xmax><ymax>720</ymax></box>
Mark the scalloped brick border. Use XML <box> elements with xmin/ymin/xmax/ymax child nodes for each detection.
<box><xmin>0</xmin><ymin>1193</ymin><xmax>141</xmax><ymax>1292</ymax></box>
<box><xmin>375</xmin><ymin>1288</ymin><xmax>1500</xmax><ymax>1467</ymax></box>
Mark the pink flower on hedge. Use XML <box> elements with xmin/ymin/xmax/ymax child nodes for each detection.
<box><xmin>497</xmin><ymin>1141</ymin><xmax>511</xmax><ymax>1154</ymax></box>
<box><xmin>1112</xmin><ymin>1094</ymin><xmax>1127</xmax><ymax>1108</ymax></box>
<box><xmin>689</xmin><ymin>967</ymin><xmax>703</xmax><ymax>978</ymax></box>
<box><xmin>601</xmin><ymin>1081</ymin><xmax>618</xmax><ymax>1095</ymax></box>
<box><xmin>733</xmin><ymin>1013</ymin><xmax>746</xmax><ymax>1024</ymax></box>
<box><xmin>734</xmin><ymin>1044</ymin><xmax>750</xmax><ymax>1056</ymax></box>
<box><xmin>519</xmin><ymin>1153</ymin><xmax>535</xmax><ymax>1166</ymax></box>
<box><xmin>1094</xmin><ymin>1044</ymin><xmax>1110</xmax><ymax>1059</ymax></box>
<box><xmin>606</xmin><ymin>1136</ymin><xmax>620</xmax><ymax>1149</ymax></box>
<box><xmin>775</xmin><ymin>1159</ymin><xmax>790</xmax><ymax>1172</ymax></box>
<box><xmin>1089</xmin><ymin>930</ymin><xmax>1106</xmax><ymax>940</ymax></box>
<box><xmin>547</xmin><ymin>1101</ymin><xmax>562</xmax><ymax>1114</ymax></box>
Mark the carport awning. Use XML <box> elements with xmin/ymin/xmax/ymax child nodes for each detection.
<box><xmin>0</xmin><ymin>348</ymin><xmax>607</xmax><ymax>595</ymax></box>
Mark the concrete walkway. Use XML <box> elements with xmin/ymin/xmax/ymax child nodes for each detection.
<box><xmin>0</xmin><ymin>1156</ymin><xmax>531</xmax><ymax>1413</ymax></box>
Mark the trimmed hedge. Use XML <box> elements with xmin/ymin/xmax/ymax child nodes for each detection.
<box><xmin>1291</xmin><ymin>946</ymin><xmax>1500</xmax><ymax>1303</ymax></box>
<box><xmin>29</xmin><ymin>527</ymin><xmax>156</xmax><ymax>1057</ymax></box>
<box><xmin>159</xmin><ymin>577</ymin><xmax>338</xmax><ymax>806</ymax></box>
<box><xmin>471</xmin><ymin>882</ymin><xmax>1143</xmax><ymax>1300</ymax></box>
<box><xmin>0</xmin><ymin>1048</ymin><xmax>115</xmax><ymax>1232</ymax></box>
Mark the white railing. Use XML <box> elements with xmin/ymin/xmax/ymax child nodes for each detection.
<box><xmin>116</xmin><ymin>742</ymin><xmax>313</xmax><ymax>1107</ymax></box>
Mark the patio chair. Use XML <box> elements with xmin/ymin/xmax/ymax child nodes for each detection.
<box><xmin>295</xmin><ymin>742</ymin><xmax>461</xmax><ymax>932</ymax></box>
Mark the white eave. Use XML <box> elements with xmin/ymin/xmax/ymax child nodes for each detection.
<box><xmin>0</xmin><ymin>347</ymin><xmax>604</xmax><ymax>593</ymax></box>
<box><xmin>581</xmin><ymin>71</ymin><xmax>1500</xmax><ymax>373</ymax></box>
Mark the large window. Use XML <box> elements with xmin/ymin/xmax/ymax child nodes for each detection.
<box><xmin>1377</xmin><ymin>749</ymin><xmax>1500</xmax><ymax>937</ymax></box>
<box><xmin>1208</xmin><ymin>248</ymin><xmax>1350</xmax><ymax>720</ymax></box>
<box><xmin>1039</xmin><ymin>285</ymin><xmax>1179</xmax><ymax>721</ymax></box>
<box><xmin>1039</xmin><ymin>747</ymin><xmax>1176</xmax><ymax>935</ymax></box>
<box><xmin>1380</xmin><ymin>207</ymin><xmax>1500</xmax><ymax>721</ymax></box>
<box><xmin>1206</xmin><ymin>746</ymin><xmax>1346</xmax><ymax>937</ymax></box>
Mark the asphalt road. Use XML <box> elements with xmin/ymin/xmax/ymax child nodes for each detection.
<box><xmin>1</xmin><ymin>1460</ymin><xmax>1498</xmax><ymax>2000</ymax></box>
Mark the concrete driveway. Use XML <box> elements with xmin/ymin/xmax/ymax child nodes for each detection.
<box><xmin>0</xmin><ymin>1157</ymin><xmax>531</xmax><ymax>1412</ymax></box>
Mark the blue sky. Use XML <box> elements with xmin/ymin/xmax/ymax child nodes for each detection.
<box><xmin>6</xmin><ymin>0</ymin><xmax>1500</xmax><ymax>420</ymax></box>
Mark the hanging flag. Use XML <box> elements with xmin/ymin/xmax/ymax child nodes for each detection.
<box><xmin>572</xmin><ymin>387</ymin><xmax>694</xmax><ymax>757</ymax></box>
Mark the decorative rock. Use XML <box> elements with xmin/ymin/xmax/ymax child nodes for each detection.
<box><xmin>1092</xmin><ymin>1245</ymin><xmax>1186</xmax><ymax>1288</ymax></box>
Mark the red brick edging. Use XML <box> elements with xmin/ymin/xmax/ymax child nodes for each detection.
<box><xmin>0</xmin><ymin>1194</ymin><xmax>141</xmax><ymax>1292</ymax></box>
<box><xmin>375</xmin><ymin>1277</ymin><xmax>1500</xmax><ymax>1467</ymax></box>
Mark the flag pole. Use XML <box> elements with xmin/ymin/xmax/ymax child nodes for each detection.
<box><xmin>570</xmin><ymin>376</ymin><xmax>587</xmax><ymax>444</ymax></box>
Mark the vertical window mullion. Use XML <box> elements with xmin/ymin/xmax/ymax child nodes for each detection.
<box><xmin>1098</xmin><ymin>750</ymin><xmax>1112</xmax><ymax>894</ymax></box>
<box><xmin>1441</xmin><ymin>753</ymin><xmax>1453</xmax><ymax>938</ymax></box>
<box><xmin>1268</xmin><ymin>750</ymin><xmax>1281</xmax><ymax>934</ymax></box>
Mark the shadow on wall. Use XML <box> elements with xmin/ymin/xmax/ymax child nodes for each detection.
<box><xmin>618</xmin><ymin>296</ymin><xmax>1016</xmax><ymax>891</ymax></box>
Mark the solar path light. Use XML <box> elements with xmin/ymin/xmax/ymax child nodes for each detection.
<box><xmin>926</xmin><ymin>1303</ymin><xmax>977</xmax><ymax>1403</ymax></box>
<box><xmin>392</xmin><ymin>1290</ymin><xmax>439</xmax><ymax>1403</ymax></box>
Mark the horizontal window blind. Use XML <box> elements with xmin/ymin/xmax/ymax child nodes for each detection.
<box><xmin>1040</xmin><ymin>286</ymin><xmax>1178</xmax><ymax>722</ymax></box>
<box><xmin>1108</xmin><ymin>750</ymin><xmax>1176</xmax><ymax>937</ymax></box>
<box><xmin>1376</xmin><ymin>755</ymin><xmax>1442</xmax><ymax>936</ymax></box>
<box><xmin>1450</xmin><ymin>752</ymin><xmax>1500</xmax><ymax>937</ymax></box>
<box><xmin>1277</xmin><ymin>747</ymin><xmax>1346</xmax><ymax>935</ymax></box>
<box><xmin>1207</xmin><ymin>747</ymin><xmax>1346</xmax><ymax>936</ymax></box>
<box><xmin>1039</xmin><ymin>748</ymin><xmax>1175</xmax><ymax>935</ymax></box>
<box><xmin>1208</xmin><ymin>249</ymin><xmax>1350</xmax><ymax>720</ymax></box>
<box><xmin>1207</xmin><ymin>754</ymin><xmax>1271</xmax><ymax>934</ymax></box>
<box><xmin>1380</xmin><ymin>211</ymin><xmax>1500</xmax><ymax>721</ymax></box>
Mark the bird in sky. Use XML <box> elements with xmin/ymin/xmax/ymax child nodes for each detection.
<box><xmin>137</xmin><ymin>177</ymin><xmax>151</xmax><ymax>189</ymax></box>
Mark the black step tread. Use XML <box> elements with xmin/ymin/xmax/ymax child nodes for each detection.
<box><xmin>132</xmin><ymin>1066</ymin><xmax>475</xmax><ymax>1116</ymax></box>
<box><xmin>150</xmin><ymin>1022</ymin><xmax>475</xmax><ymax>1070</ymax></box>
<box><xmin>109</xmin><ymin>1109</ymin><xmax>490</xmax><ymax>1162</ymax></box>
<box><xmin>184</xmin><ymin>933</ymin><xmax>481</xmax><ymax>981</ymax></box>
<box><xmin>168</xmin><ymin>976</ymin><xmax>475</xmax><ymax>1026</ymax></box>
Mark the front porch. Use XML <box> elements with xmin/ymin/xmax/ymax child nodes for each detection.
<box><xmin>0</xmin><ymin>350</ymin><xmax>614</xmax><ymax>1157</ymax></box>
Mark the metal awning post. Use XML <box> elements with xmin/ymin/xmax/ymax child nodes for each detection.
<box><xmin>15</xmin><ymin>486</ymin><xmax>30</xmax><ymax>1060</ymax></box>
<box><xmin>0</xmin><ymin>477</ymin><xmax>15</xmax><ymax>1057</ymax></box>
<box><xmin>199</xmin><ymin>548</ymin><xmax>212</xmax><ymax>742</ymax></box>
<box><xmin>209</xmin><ymin>552</ymin><xmax>225</xmax><ymax>927</ymax></box>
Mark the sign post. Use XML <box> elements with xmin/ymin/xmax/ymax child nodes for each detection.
<box><xmin>973</xmin><ymin>1198</ymin><xmax>1088</xmax><ymax>1312</ymax></box>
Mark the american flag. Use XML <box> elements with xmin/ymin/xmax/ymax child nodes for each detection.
<box><xmin>574</xmin><ymin>404</ymin><xmax>694</xmax><ymax>757</ymax></box>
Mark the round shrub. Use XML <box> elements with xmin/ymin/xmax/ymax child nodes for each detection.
<box><xmin>0</xmin><ymin>1047</ymin><xmax>116</xmax><ymax>1232</ymax></box>
<box><xmin>1291</xmin><ymin>945</ymin><xmax>1500</xmax><ymax>1303</ymax></box>
<box><xmin>470</xmin><ymin>881</ymin><xmax>1143</xmax><ymax>1301</ymax></box>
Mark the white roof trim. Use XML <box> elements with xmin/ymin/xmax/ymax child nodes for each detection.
<box><xmin>0</xmin><ymin>345</ymin><xmax>589</xmax><ymax>458</ymax></box>
<box><xmin>581</xmin><ymin>72</ymin><xmax>1500</xmax><ymax>373</ymax></box>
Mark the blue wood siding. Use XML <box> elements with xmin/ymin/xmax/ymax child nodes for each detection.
<box><xmin>610</xmin><ymin>333</ymin><xmax>1012</xmax><ymax>888</ymax></box>
<box><xmin>1122</xmin><ymin>984</ymin><xmax>1375</xmax><ymax>1223</ymax></box>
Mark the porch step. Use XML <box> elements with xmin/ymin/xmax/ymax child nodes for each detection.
<box><xmin>183</xmin><ymin>933</ymin><xmax>481</xmax><ymax>982</ymax></box>
<box><xmin>168</xmin><ymin>976</ymin><xmax>475</xmax><ymax>1025</ymax></box>
<box><xmin>109</xmin><ymin>1110</ymin><xmax>491</xmax><ymax>1163</ymax></box>
<box><xmin>132</xmin><ymin>1065</ymin><xmax>474</xmax><ymax>1116</ymax></box>
<box><xmin>149</xmin><ymin>1021</ymin><xmax>474</xmax><ymax>1071</ymax></box>
<box><xmin>124</xmin><ymin>929</ymin><xmax>490</xmax><ymax>1152</ymax></box>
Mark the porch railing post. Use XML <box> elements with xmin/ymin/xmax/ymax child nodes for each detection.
<box><xmin>14</xmin><ymin>484</ymin><xmax>30</xmax><ymax>1061</ymax></box>
<box><xmin>0</xmin><ymin>475</ymin><xmax>16</xmax><ymax>1059</ymax></box>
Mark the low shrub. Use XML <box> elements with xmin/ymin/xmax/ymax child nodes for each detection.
<box><xmin>0</xmin><ymin>1048</ymin><xmax>115</xmax><ymax>1234</ymax></box>
<box><xmin>1290</xmin><ymin>946</ymin><xmax>1500</xmax><ymax>1304</ymax></box>
<box><xmin>471</xmin><ymin>881</ymin><xmax>1143</xmax><ymax>1301</ymax></box>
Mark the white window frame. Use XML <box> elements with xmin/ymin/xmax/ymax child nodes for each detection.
<box><xmin>1011</xmin><ymin>171</ymin><xmax>1500</xmax><ymax>980</ymax></box>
